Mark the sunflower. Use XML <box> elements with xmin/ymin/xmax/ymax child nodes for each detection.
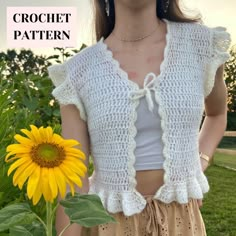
<box><xmin>5</xmin><ymin>125</ymin><xmax>87</xmax><ymax>205</ymax></box>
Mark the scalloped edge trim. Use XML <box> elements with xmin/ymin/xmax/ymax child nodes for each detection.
<box><xmin>99</xmin><ymin>36</ymin><xmax>140</xmax><ymax>89</ymax></box>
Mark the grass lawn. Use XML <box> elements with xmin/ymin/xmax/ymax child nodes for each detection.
<box><xmin>201</xmin><ymin>164</ymin><xmax>236</xmax><ymax>236</ymax></box>
<box><xmin>214</xmin><ymin>153</ymin><xmax>236</xmax><ymax>170</ymax></box>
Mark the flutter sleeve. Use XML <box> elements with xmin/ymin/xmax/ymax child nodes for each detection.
<box><xmin>204</xmin><ymin>26</ymin><xmax>232</xmax><ymax>98</ymax></box>
<box><xmin>47</xmin><ymin>61</ymin><xmax>87</xmax><ymax>122</ymax></box>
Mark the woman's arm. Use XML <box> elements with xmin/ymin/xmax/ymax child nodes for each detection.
<box><xmin>56</xmin><ymin>104</ymin><xmax>90</xmax><ymax>236</ymax></box>
<box><xmin>199</xmin><ymin>64</ymin><xmax>228</xmax><ymax>171</ymax></box>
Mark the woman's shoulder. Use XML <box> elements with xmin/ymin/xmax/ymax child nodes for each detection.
<box><xmin>47</xmin><ymin>40</ymin><xmax>103</xmax><ymax>87</ymax></box>
<box><xmin>168</xmin><ymin>19</ymin><xmax>210</xmax><ymax>37</ymax></box>
<box><xmin>169</xmin><ymin>19</ymin><xmax>231</xmax><ymax>54</ymax></box>
<box><xmin>170</xmin><ymin>19</ymin><xmax>230</xmax><ymax>42</ymax></box>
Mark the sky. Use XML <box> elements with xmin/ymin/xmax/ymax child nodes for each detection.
<box><xmin>0</xmin><ymin>0</ymin><xmax>235</xmax><ymax>56</ymax></box>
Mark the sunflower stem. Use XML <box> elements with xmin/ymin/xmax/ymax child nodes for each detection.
<box><xmin>51</xmin><ymin>202</ymin><xmax>59</xmax><ymax>219</ymax></box>
<box><xmin>50</xmin><ymin>202</ymin><xmax>59</xmax><ymax>228</ymax></box>
<box><xmin>46</xmin><ymin>201</ymin><xmax>53</xmax><ymax>236</ymax></box>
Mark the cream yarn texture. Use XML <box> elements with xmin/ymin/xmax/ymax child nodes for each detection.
<box><xmin>48</xmin><ymin>19</ymin><xmax>231</xmax><ymax>216</ymax></box>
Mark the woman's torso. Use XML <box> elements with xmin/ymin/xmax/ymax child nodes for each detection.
<box><xmin>103</xmin><ymin>20</ymin><xmax>168</xmax><ymax>195</ymax></box>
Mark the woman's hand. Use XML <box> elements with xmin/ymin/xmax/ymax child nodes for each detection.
<box><xmin>197</xmin><ymin>158</ymin><xmax>210</xmax><ymax>208</ymax></box>
<box><xmin>197</xmin><ymin>199</ymin><xmax>203</xmax><ymax>208</ymax></box>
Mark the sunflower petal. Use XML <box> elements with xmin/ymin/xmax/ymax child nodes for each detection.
<box><xmin>27</xmin><ymin>165</ymin><xmax>41</xmax><ymax>199</ymax></box>
<box><xmin>30</xmin><ymin>125</ymin><xmax>42</xmax><ymax>144</ymax></box>
<box><xmin>66</xmin><ymin>157</ymin><xmax>87</xmax><ymax>173</ymax></box>
<box><xmin>5</xmin><ymin>156</ymin><xmax>20</xmax><ymax>162</ymax></box>
<box><xmin>62</xmin><ymin>139</ymin><xmax>81</xmax><ymax>148</ymax></box>
<box><xmin>5</xmin><ymin>152</ymin><xmax>20</xmax><ymax>162</ymax></box>
<box><xmin>32</xmin><ymin>178</ymin><xmax>42</xmax><ymax>205</ymax></box>
<box><xmin>41</xmin><ymin>168</ymin><xmax>52</xmax><ymax>202</ymax></box>
<box><xmin>45</xmin><ymin>127</ymin><xmax>53</xmax><ymax>142</ymax></box>
<box><xmin>53</xmin><ymin>167</ymin><xmax>67</xmax><ymax>198</ymax></box>
<box><xmin>59</xmin><ymin>164</ymin><xmax>82</xmax><ymax>188</ymax></box>
<box><xmin>7</xmin><ymin>157</ymin><xmax>31</xmax><ymax>176</ymax></box>
<box><xmin>38</xmin><ymin>126</ymin><xmax>47</xmax><ymax>143</ymax></box>
<box><xmin>17</xmin><ymin>162</ymin><xmax>37</xmax><ymax>189</ymax></box>
<box><xmin>13</xmin><ymin>161</ymin><xmax>33</xmax><ymax>187</ymax></box>
<box><xmin>63</xmin><ymin>160</ymin><xmax>87</xmax><ymax>177</ymax></box>
<box><xmin>65</xmin><ymin>150</ymin><xmax>86</xmax><ymax>160</ymax></box>
<box><xmin>66</xmin><ymin>179</ymin><xmax>75</xmax><ymax>196</ymax></box>
<box><xmin>57</xmin><ymin>170</ymin><xmax>76</xmax><ymax>196</ymax></box>
<box><xmin>6</xmin><ymin>144</ymin><xmax>30</xmax><ymax>153</ymax></box>
<box><xmin>14</xmin><ymin>134</ymin><xmax>34</xmax><ymax>147</ymax></box>
<box><xmin>20</xmin><ymin>128</ymin><xmax>36</xmax><ymax>142</ymax></box>
<box><xmin>48</xmin><ymin>168</ymin><xmax>58</xmax><ymax>199</ymax></box>
<box><xmin>52</xmin><ymin>134</ymin><xmax>63</xmax><ymax>144</ymax></box>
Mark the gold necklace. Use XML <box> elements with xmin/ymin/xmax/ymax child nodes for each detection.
<box><xmin>111</xmin><ymin>22</ymin><xmax>160</xmax><ymax>42</ymax></box>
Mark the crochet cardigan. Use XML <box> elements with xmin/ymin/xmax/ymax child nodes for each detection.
<box><xmin>48</xmin><ymin>19</ymin><xmax>231</xmax><ymax>216</ymax></box>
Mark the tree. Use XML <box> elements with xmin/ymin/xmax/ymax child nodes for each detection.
<box><xmin>0</xmin><ymin>44</ymin><xmax>87</xmax><ymax>127</ymax></box>
<box><xmin>0</xmin><ymin>49</ymin><xmax>52</xmax><ymax>78</ymax></box>
<box><xmin>224</xmin><ymin>45</ymin><xmax>236</xmax><ymax>113</ymax></box>
<box><xmin>224</xmin><ymin>45</ymin><xmax>236</xmax><ymax>130</ymax></box>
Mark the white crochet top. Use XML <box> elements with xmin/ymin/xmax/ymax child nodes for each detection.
<box><xmin>48</xmin><ymin>19</ymin><xmax>231</xmax><ymax>216</ymax></box>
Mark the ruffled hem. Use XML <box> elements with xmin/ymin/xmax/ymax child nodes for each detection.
<box><xmin>88</xmin><ymin>171</ymin><xmax>209</xmax><ymax>216</ymax></box>
<box><xmin>204</xmin><ymin>26</ymin><xmax>231</xmax><ymax>98</ymax></box>
<box><xmin>154</xmin><ymin>171</ymin><xmax>210</xmax><ymax>204</ymax></box>
<box><xmin>88</xmin><ymin>187</ymin><xmax>147</xmax><ymax>217</ymax></box>
<box><xmin>47</xmin><ymin>63</ymin><xmax>87</xmax><ymax>122</ymax></box>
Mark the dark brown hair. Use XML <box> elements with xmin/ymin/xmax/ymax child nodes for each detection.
<box><xmin>93</xmin><ymin>0</ymin><xmax>202</xmax><ymax>41</ymax></box>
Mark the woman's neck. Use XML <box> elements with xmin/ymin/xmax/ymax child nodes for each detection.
<box><xmin>113</xmin><ymin>0</ymin><xmax>161</xmax><ymax>42</ymax></box>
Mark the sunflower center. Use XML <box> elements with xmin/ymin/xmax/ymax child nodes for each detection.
<box><xmin>31</xmin><ymin>143</ymin><xmax>65</xmax><ymax>167</ymax></box>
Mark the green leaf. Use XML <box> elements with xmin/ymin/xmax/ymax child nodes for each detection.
<box><xmin>44</xmin><ymin>107</ymin><xmax>52</xmax><ymax>116</ymax></box>
<box><xmin>0</xmin><ymin>203</ymin><xmax>36</xmax><ymax>232</ymax></box>
<box><xmin>60</xmin><ymin>193</ymin><xmax>116</xmax><ymax>228</ymax></box>
<box><xmin>0</xmin><ymin>233</ymin><xmax>9</xmax><ymax>236</ymax></box>
<box><xmin>46</xmin><ymin>55</ymin><xmax>59</xmax><ymax>60</ymax></box>
<box><xmin>9</xmin><ymin>226</ymin><xmax>33</xmax><ymax>236</ymax></box>
<box><xmin>52</xmin><ymin>109</ymin><xmax>60</xmax><ymax>117</ymax></box>
<box><xmin>21</xmin><ymin>222</ymin><xmax>46</xmax><ymax>236</ymax></box>
<box><xmin>22</xmin><ymin>97</ymin><xmax>38</xmax><ymax>111</ymax></box>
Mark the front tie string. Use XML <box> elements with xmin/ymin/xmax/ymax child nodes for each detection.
<box><xmin>129</xmin><ymin>72</ymin><xmax>158</xmax><ymax>112</ymax></box>
<box><xmin>145</xmin><ymin>196</ymin><xmax>167</xmax><ymax>234</ymax></box>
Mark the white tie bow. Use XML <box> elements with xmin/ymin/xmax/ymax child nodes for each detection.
<box><xmin>129</xmin><ymin>72</ymin><xmax>158</xmax><ymax>112</ymax></box>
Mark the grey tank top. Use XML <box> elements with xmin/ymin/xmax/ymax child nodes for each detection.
<box><xmin>134</xmin><ymin>90</ymin><xmax>165</xmax><ymax>171</ymax></box>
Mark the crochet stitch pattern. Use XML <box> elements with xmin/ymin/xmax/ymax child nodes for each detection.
<box><xmin>48</xmin><ymin>19</ymin><xmax>231</xmax><ymax>216</ymax></box>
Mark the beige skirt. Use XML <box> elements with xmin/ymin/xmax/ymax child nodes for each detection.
<box><xmin>81</xmin><ymin>195</ymin><xmax>207</xmax><ymax>236</ymax></box>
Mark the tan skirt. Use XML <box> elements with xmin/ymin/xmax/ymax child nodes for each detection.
<box><xmin>81</xmin><ymin>195</ymin><xmax>207</xmax><ymax>236</ymax></box>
